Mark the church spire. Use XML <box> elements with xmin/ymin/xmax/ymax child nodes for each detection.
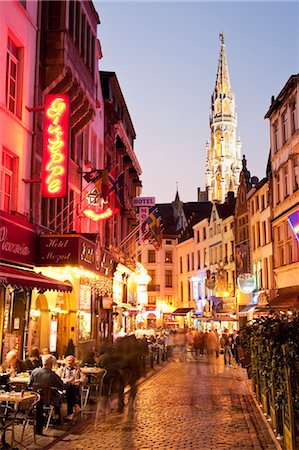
<box><xmin>215</xmin><ymin>32</ymin><xmax>231</xmax><ymax>96</ymax></box>
<box><xmin>205</xmin><ymin>34</ymin><xmax>242</xmax><ymax>203</ymax></box>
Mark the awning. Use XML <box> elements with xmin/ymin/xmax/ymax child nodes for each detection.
<box><xmin>268</xmin><ymin>294</ymin><xmax>299</xmax><ymax>310</ymax></box>
<box><xmin>0</xmin><ymin>265</ymin><xmax>73</xmax><ymax>292</ymax></box>
<box><xmin>172</xmin><ymin>308</ymin><xmax>193</xmax><ymax>316</ymax></box>
<box><xmin>239</xmin><ymin>304</ymin><xmax>256</xmax><ymax>316</ymax></box>
<box><xmin>212</xmin><ymin>316</ymin><xmax>237</xmax><ymax>322</ymax></box>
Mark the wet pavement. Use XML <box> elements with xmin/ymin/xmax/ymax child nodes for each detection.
<box><xmin>49</xmin><ymin>357</ymin><xmax>277</xmax><ymax>450</ymax></box>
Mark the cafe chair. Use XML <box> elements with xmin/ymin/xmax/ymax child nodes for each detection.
<box><xmin>32</xmin><ymin>386</ymin><xmax>61</xmax><ymax>430</ymax></box>
<box><xmin>81</xmin><ymin>370</ymin><xmax>106</xmax><ymax>408</ymax></box>
<box><xmin>0</xmin><ymin>403</ymin><xmax>17</xmax><ymax>447</ymax></box>
<box><xmin>14</xmin><ymin>392</ymin><xmax>40</xmax><ymax>446</ymax></box>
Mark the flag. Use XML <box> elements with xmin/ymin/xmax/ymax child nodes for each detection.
<box><xmin>94</xmin><ymin>168</ymin><xmax>109</xmax><ymax>198</ymax></box>
<box><xmin>107</xmin><ymin>168</ymin><xmax>124</xmax><ymax>212</ymax></box>
<box><xmin>83</xmin><ymin>169</ymin><xmax>103</xmax><ymax>184</ymax></box>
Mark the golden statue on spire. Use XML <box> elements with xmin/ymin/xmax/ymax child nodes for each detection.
<box><xmin>219</xmin><ymin>31</ymin><xmax>225</xmax><ymax>44</ymax></box>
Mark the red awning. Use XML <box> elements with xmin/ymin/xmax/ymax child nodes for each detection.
<box><xmin>269</xmin><ymin>294</ymin><xmax>299</xmax><ymax>309</ymax></box>
<box><xmin>0</xmin><ymin>265</ymin><xmax>72</xmax><ymax>292</ymax></box>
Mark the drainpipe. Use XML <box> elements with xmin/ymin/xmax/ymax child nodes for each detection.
<box><xmin>30</xmin><ymin>0</ymin><xmax>42</xmax><ymax>225</ymax></box>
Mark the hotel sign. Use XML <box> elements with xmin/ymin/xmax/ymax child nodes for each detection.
<box><xmin>38</xmin><ymin>234</ymin><xmax>97</xmax><ymax>272</ymax></box>
<box><xmin>42</xmin><ymin>94</ymin><xmax>70</xmax><ymax>198</ymax></box>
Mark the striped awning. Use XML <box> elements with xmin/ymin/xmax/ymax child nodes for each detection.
<box><xmin>0</xmin><ymin>265</ymin><xmax>72</xmax><ymax>292</ymax></box>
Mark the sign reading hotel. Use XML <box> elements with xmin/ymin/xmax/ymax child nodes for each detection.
<box><xmin>42</xmin><ymin>94</ymin><xmax>70</xmax><ymax>198</ymax></box>
<box><xmin>133</xmin><ymin>197</ymin><xmax>156</xmax><ymax>207</ymax></box>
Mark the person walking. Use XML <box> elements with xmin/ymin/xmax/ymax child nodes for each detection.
<box><xmin>221</xmin><ymin>329</ymin><xmax>233</xmax><ymax>366</ymax></box>
<box><xmin>206</xmin><ymin>330</ymin><xmax>218</xmax><ymax>358</ymax></box>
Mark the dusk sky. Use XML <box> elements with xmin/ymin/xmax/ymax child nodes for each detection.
<box><xmin>95</xmin><ymin>1</ymin><xmax>299</xmax><ymax>203</ymax></box>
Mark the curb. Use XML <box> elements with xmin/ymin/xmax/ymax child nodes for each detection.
<box><xmin>235</xmin><ymin>363</ymin><xmax>283</xmax><ymax>450</ymax></box>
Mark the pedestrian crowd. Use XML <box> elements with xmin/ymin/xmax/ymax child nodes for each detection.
<box><xmin>0</xmin><ymin>329</ymin><xmax>244</xmax><ymax>432</ymax></box>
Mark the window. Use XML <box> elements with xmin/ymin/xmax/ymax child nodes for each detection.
<box><xmin>224</xmin><ymin>243</ymin><xmax>228</xmax><ymax>261</ymax></box>
<box><xmin>148</xmin><ymin>250</ymin><xmax>155</xmax><ymax>263</ymax></box>
<box><xmin>261</xmin><ymin>195</ymin><xmax>265</xmax><ymax>210</ymax></box>
<box><xmin>48</xmin><ymin>1</ymin><xmax>61</xmax><ymax>29</ymax></box>
<box><xmin>203</xmin><ymin>227</ymin><xmax>207</xmax><ymax>240</ymax></box>
<box><xmin>256</xmin><ymin>222</ymin><xmax>261</xmax><ymax>247</ymax></box>
<box><xmin>148</xmin><ymin>296</ymin><xmax>156</xmax><ymax>306</ymax></box>
<box><xmin>224</xmin><ymin>225</ymin><xmax>227</xmax><ymax>233</ymax></box>
<box><xmin>255</xmin><ymin>196</ymin><xmax>259</xmax><ymax>211</ymax></box>
<box><xmin>284</xmin><ymin>166</ymin><xmax>289</xmax><ymax>198</ymax></box>
<box><xmin>286</xmin><ymin>223</ymin><xmax>294</xmax><ymax>264</ymax></box>
<box><xmin>196</xmin><ymin>231</ymin><xmax>200</xmax><ymax>243</ymax></box>
<box><xmin>191</xmin><ymin>253</ymin><xmax>194</xmax><ymax>270</ymax></box>
<box><xmin>165</xmin><ymin>270</ymin><xmax>172</xmax><ymax>288</ymax></box>
<box><xmin>179</xmin><ymin>257</ymin><xmax>183</xmax><ymax>274</ymax></box>
<box><xmin>273</xmin><ymin>121</ymin><xmax>279</xmax><ymax>152</ymax></box>
<box><xmin>204</xmin><ymin>248</ymin><xmax>207</xmax><ymax>267</ymax></box>
<box><xmin>293</xmin><ymin>158</ymin><xmax>299</xmax><ymax>191</ymax></box>
<box><xmin>0</xmin><ymin>149</ymin><xmax>17</xmax><ymax>212</ymax></box>
<box><xmin>68</xmin><ymin>0</ymin><xmax>75</xmax><ymax>37</ymax></box>
<box><xmin>165</xmin><ymin>251</ymin><xmax>173</xmax><ymax>264</ymax></box>
<box><xmin>165</xmin><ymin>240</ymin><xmax>172</xmax><ymax>245</ymax></box>
<box><xmin>180</xmin><ymin>282</ymin><xmax>184</xmax><ymax>303</ymax></box>
<box><xmin>187</xmin><ymin>254</ymin><xmax>190</xmax><ymax>272</ymax></box>
<box><xmin>148</xmin><ymin>270</ymin><xmax>156</xmax><ymax>285</ymax></box>
<box><xmin>6</xmin><ymin>37</ymin><xmax>22</xmax><ymax>118</ymax></box>
<box><xmin>230</xmin><ymin>222</ymin><xmax>234</xmax><ymax>229</ymax></box>
<box><xmin>277</xmin><ymin>224</ymin><xmax>284</xmax><ymax>267</ymax></box>
<box><xmin>262</xmin><ymin>221</ymin><xmax>267</xmax><ymax>245</ymax></box>
<box><xmin>80</xmin><ymin>13</ymin><xmax>86</xmax><ymax>59</ymax></box>
<box><xmin>290</xmin><ymin>101</ymin><xmax>297</xmax><ymax>134</ymax></box>
<box><xmin>188</xmin><ymin>281</ymin><xmax>192</xmax><ymax>301</ymax></box>
<box><xmin>282</xmin><ymin>111</ymin><xmax>288</xmax><ymax>144</ymax></box>
<box><xmin>197</xmin><ymin>250</ymin><xmax>201</xmax><ymax>269</ymax></box>
<box><xmin>165</xmin><ymin>295</ymin><xmax>173</xmax><ymax>305</ymax></box>
<box><xmin>276</xmin><ymin>173</ymin><xmax>280</xmax><ymax>204</ymax></box>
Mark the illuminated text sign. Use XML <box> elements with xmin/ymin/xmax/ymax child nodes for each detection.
<box><xmin>42</xmin><ymin>94</ymin><xmax>70</xmax><ymax>198</ymax></box>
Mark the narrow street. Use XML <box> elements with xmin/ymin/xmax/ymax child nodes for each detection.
<box><xmin>50</xmin><ymin>358</ymin><xmax>277</xmax><ymax>450</ymax></box>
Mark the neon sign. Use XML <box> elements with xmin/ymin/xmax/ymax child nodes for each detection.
<box><xmin>42</xmin><ymin>94</ymin><xmax>69</xmax><ymax>198</ymax></box>
<box><xmin>83</xmin><ymin>208</ymin><xmax>114</xmax><ymax>221</ymax></box>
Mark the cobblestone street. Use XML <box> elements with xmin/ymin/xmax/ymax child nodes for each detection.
<box><xmin>50</xmin><ymin>357</ymin><xmax>278</xmax><ymax>450</ymax></box>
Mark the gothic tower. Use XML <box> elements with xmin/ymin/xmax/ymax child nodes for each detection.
<box><xmin>205</xmin><ymin>33</ymin><xmax>242</xmax><ymax>203</ymax></box>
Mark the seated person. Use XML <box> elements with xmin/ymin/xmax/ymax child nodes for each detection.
<box><xmin>0</xmin><ymin>350</ymin><xmax>27</xmax><ymax>375</ymax></box>
<box><xmin>25</xmin><ymin>346</ymin><xmax>42</xmax><ymax>370</ymax></box>
<box><xmin>82</xmin><ymin>349</ymin><xmax>98</xmax><ymax>367</ymax></box>
<box><xmin>28</xmin><ymin>354</ymin><xmax>64</xmax><ymax>414</ymax></box>
<box><xmin>41</xmin><ymin>347</ymin><xmax>57</xmax><ymax>367</ymax></box>
<box><xmin>56</xmin><ymin>355</ymin><xmax>85</xmax><ymax>420</ymax></box>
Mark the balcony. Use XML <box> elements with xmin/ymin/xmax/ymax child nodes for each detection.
<box><xmin>148</xmin><ymin>284</ymin><xmax>160</xmax><ymax>292</ymax></box>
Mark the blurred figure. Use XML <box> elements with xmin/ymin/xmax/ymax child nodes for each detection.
<box><xmin>25</xmin><ymin>346</ymin><xmax>42</xmax><ymax>370</ymax></box>
<box><xmin>206</xmin><ymin>330</ymin><xmax>218</xmax><ymax>357</ymax></box>
<box><xmin>82</xmin><ymin>349</ymin><xmax>98</xmax><ymax>367</ymax></box>
<box><xmin>221</xmin><ymin>329</ymin><xmax>233</xmax><ymax>366</ymax></box>
<box><xmin>186</xmin><ymin>330</ymin><xmax>194</xmax><ymax>359</ymax></box>
<box><xmin>0</xmin><ymin>350</ymin><xmax>27</xmax><ymax>374</ymax></box>
<box><xmin>214</xmin><ymin>329</ymin><xmax>220</xmax><ymax>358</ymax></box>
<box><xmin>175</xmin><ymin>330</ymin><xmax>187</xmax><ymax>362</ymax></box>
<box><xmin>114</xmin><ymin>335</ymin><xmax>143</xmax><ymax>412</ymax></box>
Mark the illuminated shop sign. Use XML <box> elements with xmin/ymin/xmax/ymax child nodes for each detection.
<box><xmin>42</xmin><ymin>94</ymin><xmax>70</xmax><ymax>198</ymax></box>
<box><xmin>237</xmin><ymin>273</ymin><xmax>256</xmax><ymax>294</ymax></box>
<box><xmin>288</xmin><ymin>210</ymin><xmax>299</xmax><ymax>242</ymax></box>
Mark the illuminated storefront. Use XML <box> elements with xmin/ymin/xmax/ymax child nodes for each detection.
<box><xmin>38</xmin><ymin>234</ymin><xmax>113</xmax><ymax>356</ymax></box>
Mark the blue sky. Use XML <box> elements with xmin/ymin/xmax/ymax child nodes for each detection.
<box><xmin>95</xmin><ymin>1</ymin><xmax>299</xmax><ymax>203</ymax></box>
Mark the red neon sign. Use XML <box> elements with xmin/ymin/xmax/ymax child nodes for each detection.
<box><xmin>83</xmin><ymin>208</ymin><xmax>114</xmax><ymax>221</ymax></box>
<box><xmin>42</xmin><ymin>94</ymin><xmax>70</xmax><ymax>198</ymax></box>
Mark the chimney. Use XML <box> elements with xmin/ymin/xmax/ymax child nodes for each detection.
<box><xmin>226</xmin><ymin>191</ymin><xmax>235</xmax><ymax>205</ymax></box>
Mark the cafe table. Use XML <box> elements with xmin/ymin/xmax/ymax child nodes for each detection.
<box><xmin>0</xmin><ymin>391</ymin><xmax>36</xmax><ymax>449</ymax></box>
<box><xmin>81</xmin><ymin>367</ymin><xmax>103</xmax><ymax>375</ymax></box>
<box><xmin>9</xmin><ymin>374</ymin><xmax>30</xmax><ymax>385</ymax></box>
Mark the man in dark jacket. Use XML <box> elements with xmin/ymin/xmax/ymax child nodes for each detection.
<box><xmin>29</xmin><ymin>354</ymin><xmax>64</xmax><ymax>407</ymax></box>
